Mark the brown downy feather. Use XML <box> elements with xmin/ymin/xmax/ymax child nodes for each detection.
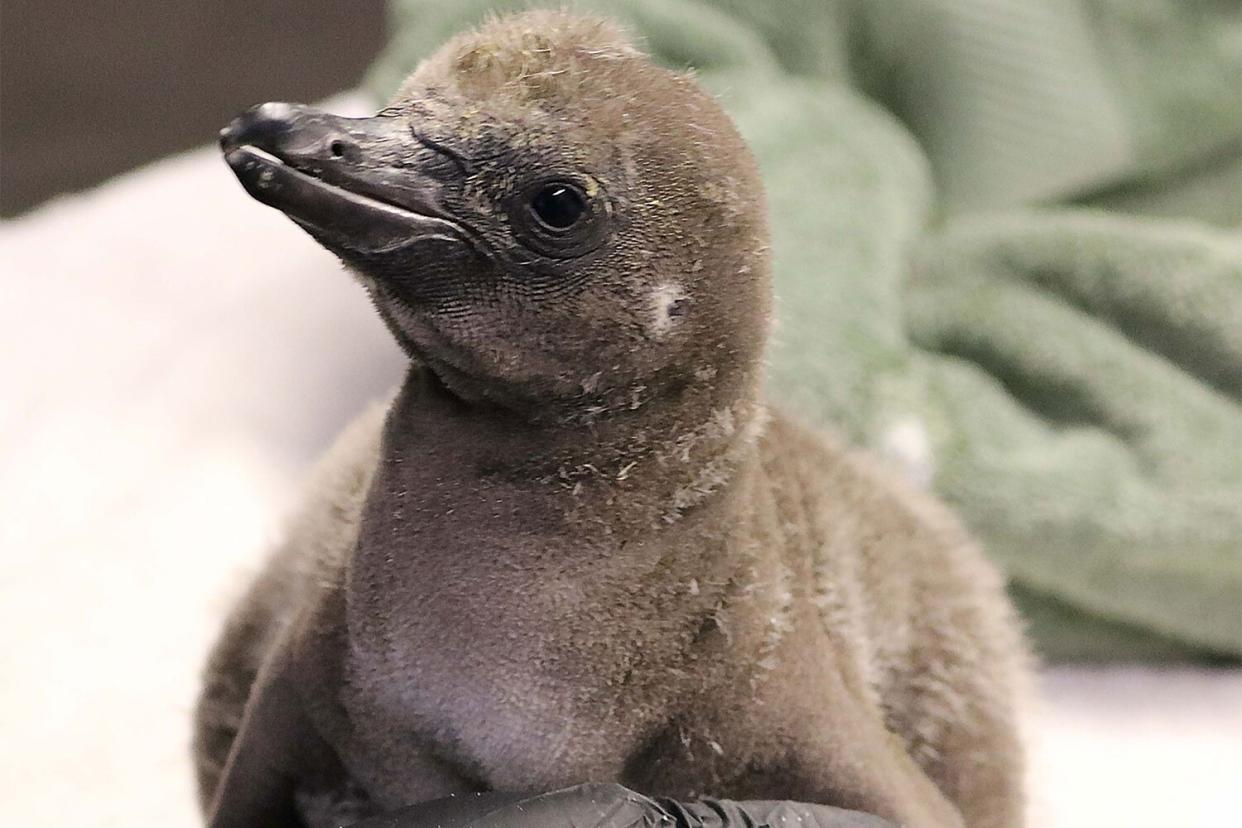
<box><xmin>196</xmin><ymin>11</ymin><xmax>1029</xmax><ymax>828</ymax></box>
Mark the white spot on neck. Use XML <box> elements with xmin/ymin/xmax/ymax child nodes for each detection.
<box><xmin>649</xmin><ymin>282</ymin><xmax>688</xmax><ymax>337</ymax></box>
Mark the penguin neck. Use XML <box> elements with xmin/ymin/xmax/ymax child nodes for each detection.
<box><xmin>394</xmin><ymin>361</ymin><xmax>767</xmax><ymax>515</ymax></box>
<box><xmin>347</xmin><ymin>360</ymin><xmax>774</xmax><ymax>688</ymax></box>
<box><xmin>352</xmin><ymin>361</ymin><xmax>769</xmax><ymax>584</ymax></box>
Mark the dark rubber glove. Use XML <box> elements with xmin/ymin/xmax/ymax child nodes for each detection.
<box><xmin>349</xmin><ymin>782</ymin><xmax>895</xmax><ymax>827</ymax></box>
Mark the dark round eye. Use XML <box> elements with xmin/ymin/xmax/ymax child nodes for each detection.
<box><xmin>530</xmin><ymin>183</ymin><xmax>587</xmax><ymax>230</ymax></box>
<box><xmin>511</xmin><ymin>177</ymin><xmax>609</xmax><ymax>259</ymax></box>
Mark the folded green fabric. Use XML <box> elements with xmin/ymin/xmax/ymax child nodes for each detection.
<box><xmin>367</xmin><ymin>0</ymin><xmax>1242</xmax><ymax>661</ymax></box>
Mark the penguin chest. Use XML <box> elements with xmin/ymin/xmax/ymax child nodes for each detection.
<box><xmin>345</xmin><ymin>637</ymin><xmax>669</xmax><ymax>795</ymax></box>
<box><xmin>343</xmin><ymin>471</ymin><xmax>741</xmax><ymax>797</ymax></box>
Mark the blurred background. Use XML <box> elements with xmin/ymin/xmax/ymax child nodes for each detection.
<box><xmin>2</xmin><ymin>1</ymin><xmax>1240</xmax><ymax>827</ymax></box>
<box><xmin>1</xmin><ymin>0</ymin><xmax>385</xmax><ymax>216</ymax></box>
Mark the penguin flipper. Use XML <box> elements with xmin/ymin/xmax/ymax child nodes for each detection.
<box><xmin>205</xmin><ymin>633</ymin><xmax>337</xmax><ymax>828</ymax></box>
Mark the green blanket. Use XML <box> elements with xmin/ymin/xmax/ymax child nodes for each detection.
<box><xmin>367</xmin><ymin>0</ymin><xmax>1242</xmax><ymax>662</ymax></box>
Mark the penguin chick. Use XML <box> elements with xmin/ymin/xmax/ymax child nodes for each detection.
<box><xmin>197</xmin><ymin>11</ymin><xmax>1028</xmax><ymax>828</ymax></box>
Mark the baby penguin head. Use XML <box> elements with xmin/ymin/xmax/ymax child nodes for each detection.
<box><xmin>221</xmin><ymin>11</ymin><xmax>771</xmax><ymax>421</ymax></box>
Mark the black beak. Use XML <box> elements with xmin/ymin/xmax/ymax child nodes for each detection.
<box><xmin>220</xmin><ymin>102</ymin><xmax>462</xmax><ymax>255</ymax></box>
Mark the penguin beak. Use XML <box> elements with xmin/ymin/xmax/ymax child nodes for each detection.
<box><xmin>220</xmin><ymin>102</ymin><xmax>463</xmax><ymax>255</ymax></box>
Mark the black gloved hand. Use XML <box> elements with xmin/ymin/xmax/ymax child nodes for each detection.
<box><xmin>349</xmin><ymin>782</ymin><xmax>895</xmax><ymax>827</ymax></box>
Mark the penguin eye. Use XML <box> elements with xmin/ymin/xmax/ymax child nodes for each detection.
<box><xmin>510</xmin><ymin>177</ymin><xmax>609</xmax><ymax>259</ymax></box>
<box><xmin>530</xmin><ymin>183</ymin><xmax>586</xmax><ymax>230</ymax></box>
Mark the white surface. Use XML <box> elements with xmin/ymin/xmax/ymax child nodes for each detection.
<box><xmin>1026</xmin><ymin>668</ymin><xmax>1242</xmax><ymax>827</ymax></box>
<box><xmin>2</xmin><ymin>99</ymin><xmax>1239</xmax><ymax>827</ymax></box>
<box><xmin>0</xmin><ymin>93</ymin><xmax>405</xmax><ymax>826</ymax></box>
